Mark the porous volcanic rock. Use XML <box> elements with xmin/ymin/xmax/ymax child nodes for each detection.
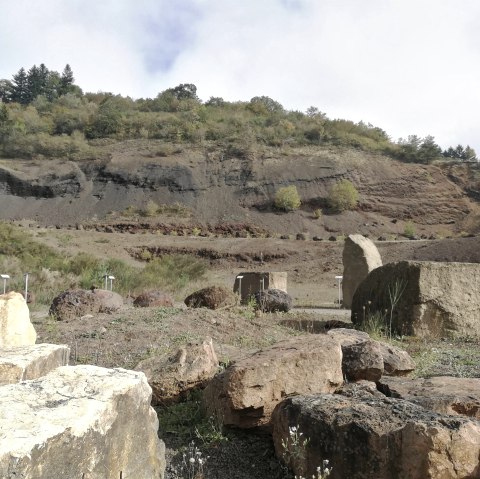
<box><xmin>351</xmin><ymin>260</ymin><xmax>480</xmax><ymax>338</ymax></box>
<box><xmin>135</xmin><ymin>338</ymin><xmax>219</xmax><ymax>405</ymax></box>
<box><xmin>49</xmin><ymin>289</ymin><xmax>101</xmax><ymax>320</ymax></box>
<box><xmin>0</xmin><ymin>365</ymin><xmax>165</xmax><ymax>479</ymax></box>
<box><xmin>254</xmin><ymin>288</ymin><xmax>293</xmax><ymax>312</ymax></box>
<box><xmin>341</xmin><ymin>340</ymin><xmax>384</xmax><ymax>382</ymax></box>
<box><xmin>272</xmin><ymin>391</ymin><xmax>480</xmax><ymax>479</ymax></box>
<box><xmin>0</xmin><ymin>343</ymin><xmax>69</xmax><ymax>385</ymax></box>
<box><xmin>342</xmin><ymin>234</ymin><xmax>382</xmax><ymax>309</ymax></box>
<box><xmin>203</xmin><ymin>335</ymin><xmax>343</xmax><ymax>429</ymax></box>
<box><xmin>184</xmin><ymin>285</ymin><xmax>238</xmax><ymax>310</ymax></box>
<box><xmin>133</xmin><ymin>290</ymin><xmax>174</xmax><ymax>308</ymax></box>
<box><xmin>0</xmin><ymin>291</ymin><xmax>36</xmax><ymax>347</ymax></box>
<box><xmin>378</xmin><ymin>376</ymin><xmax>480</xmax><ymax>419</ymax></box>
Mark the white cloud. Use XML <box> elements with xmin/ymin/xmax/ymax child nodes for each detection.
<box><xmin>0</xmin><ymin>0</ymin><xmax>479</xmax><ymax>151</ymax></box>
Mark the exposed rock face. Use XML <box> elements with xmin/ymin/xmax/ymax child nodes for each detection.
<box><xmin>327</xmin><ymin>328</ymin><xmax>415</xmax><ymax>378</ymax></box>
<box><xmin>135</xmin><ymin>338</ymin><xmax>219</xmax><ymax>405</ymax></box>
<box><xmin>49</xmin><ymin>289</ymin><xmax>123</xmax><ymax>320</ymax></box>
<box><xmin>0</xmin><ymin>343</ymin><xmax>69</xmax><ymax>385</ymax></box>
<box><xmin>341</xmin><ymin>340</ymin><xmax>383</xmax><ymax>382</ymax></box>
<box><xmin>0</xmin><ymin>291</ymin><xmax>36</xmax><ymax>347</ymax></box>
<box><xmin>134</xmin><ymin>290</ymin><xmax>174</xmax><ymax>308</ymax></box>
<box><xmin>254</xmin><ymin>288</ymin><xmax>293</xmax><ymax>312</ymax></box>
<box><xmin>92</xmin><ymin>289</ymin><xmax>123</xmax><ymax>313</ymax></box>
<box><xmin>184</xmin><ymin>285</ymin><xmax>238</xmax><ymax>310</ymax></box>
<box><xmin>378</xmin><ymin>376</ymin><xmax>480</xmax><ymax>419</ymax></box>
<box><xmin>0</xmin><ymin>365</ymin><xmax>165</xmax><ymax>479</ymax></box>
<box><xmin>342</xmin><ymin>234</ymin><xmax>382</xmax><ymax>308</ymax></box>
<box><xmin>272</xmin><ymin>391</ymin><xmax>480</xmax><ymax>479</ymax></box>
<box><xmin>49</xmin><ymin>289</ymin><xmax>101</xmax><ymax>320</ymax></box>
<box><xmin>203</xmin><ymin>335</ymin><xmax>343</xmax><ymax>429</ymax></box>
<box><xmin>351</xmin><ymin>260</ymin><xmax>480</xmax><ymax>338</ymax></box>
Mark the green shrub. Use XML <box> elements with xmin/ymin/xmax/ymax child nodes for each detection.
<box><xmin>328</xmin><ymin>179</ymin><xmax>359</xmax><ymax>212</ymax></box>
<box><xmin>274</xmin><ymin>185</ymin><xmax>301</xmax><ymax>211</ymax></box>
<box><xmin>403</xmin><ymin>221</ymin><xmax>416</xmax><ymax>238</ymax></box>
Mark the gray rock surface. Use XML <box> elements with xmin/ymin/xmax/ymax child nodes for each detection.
<box><xmin>272</xmin><ymin>391</ymin><xmax>480</xmax><ymax>479</ymax></box>
<box><xmin>351</xmin><ymin>260</ymin><xmax>480</xmax><ymax>338</ymax></box>
<box><xmin>0</xmin><ymin>343</ymin><xmax>69</xmax><ymax>385</ymax></box>
<box><xmin>342</xmin><ymin>234</ymin><xmax>382</xmax><ymax>308</ymax></box>
<box><xmin>0</xmin><ymin>291</ymin><xmax>36</xmax><ymax>347</ymax></box>
<box><xmin>185</xmin><ymin>285</ymin><xmax>238</xmax><ymax>310</ymax></box>
<box><xmin>254</xmin><ymin>288</ymin><xmax>293</xmax><ymax>312</ymax></box>
<box><xmin>378</xmin><ymin>376</ymin><xmax>480</xmax><ymax>419</ymax></box>
<box><xmin>0</xmin><ymin>365</ymin><xmax>165</xmax><ymax>479</ymax></box>
<box><xmin>203</xmin><ymin>335</ymin><xmax>343</xmax><ymax>429</ymax></box>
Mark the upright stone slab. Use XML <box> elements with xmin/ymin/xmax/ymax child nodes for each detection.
<box><xmin>0</xmin><ymin>365</ymin><xmax>165</xmax><ymax>479</ymax></box>
<box><xmin>351</xmin><ymin>260</ymin><xmax>480</xmax><ymax>338</ymax></box>
<box><xmin>233</xmin><ymin>272</ymin><xmax>288</xmax><ymax>303</ymax></box>
<box><xmin>0</xmin><ymin>291</ymin><xmax>36</xmax><ymax>347</ymax></box>
<box><xmin>342</xmin><ymin>234</ymin><xmax>382</xmax><ymax>308</ymax></box>
<box><xmin>0</xmin><ymin>344</ymin><xmax>70</xmax><ymax>385</ymax></box>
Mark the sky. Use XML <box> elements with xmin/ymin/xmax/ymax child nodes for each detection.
<box><xmin>1</xmin><ymin>0</ymin><xmax>479</xmax><ymax>153</ymax></box>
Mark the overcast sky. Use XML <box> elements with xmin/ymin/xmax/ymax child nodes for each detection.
<box><xmin>1</xmin><ymin>0</ymin><xmax>479</xmax><ymax>153</ymax></box>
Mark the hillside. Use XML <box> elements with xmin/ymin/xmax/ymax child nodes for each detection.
<box><xmin>0</xmin><ymin>140</ymin><xmax>479</xmax><ymax>238</ymax></box>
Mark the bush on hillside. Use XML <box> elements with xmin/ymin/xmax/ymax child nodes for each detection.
<box><xmin>274</xmin><ymin>185</ymin><xmax>301</xmax><ymax>212</ymax></box>
<box><xmin>328</xmin><ymin>179</ymin><xmax>359</xmax><ymax>212</ymax></box>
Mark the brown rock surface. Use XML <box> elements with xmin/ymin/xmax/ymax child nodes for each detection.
<box><xmin>272</xmin><ymin>391</ymin><xmax>480</xmax><ymax>479</ymax></box>
<box><xmin>341</xmin><ymin>340</ymin><xmax>384</xmax><ymax>381</ymax></box>
<box><xmin>378</xmin><ymin>376</ymin><xmax>480</xmax><ymax>419</ymax></box>
<box><xmin>0</xmin><ymin>365</ymin><xmax>165</xmax><ymax>479</ymax></box>
<box><xmin>0</xmin><ymin>291</ymin><xmax>36</xmax><ymax>347</ymax></box>
<box><xmin>185</xmin><ymin>285</ymin><xmax>238</xmax><ymax>310</ymax></box>
<box><xmin>133</xmin><ymin>290</ymin><xmax>174</xmax><ymax>307</ymax></box>
<box><xmin>0</xmin><ymin>343</ymin><xmax>69</xmax><ymax>385</ymax></box>
<box><xmin>342</xmin><ymin>234</ymin><xmax>382</xmax><ymax>308</ymax></box>
<box><xmin>203</xmin><ymin>335</ymin><xmax>343</xmax><ymax>429</ymax></box>
<box><xmin>351</xmin><ymin>260</ymin><xmax>480</xmax><ymax>338</ymax></box>
<box><xmin>135</xmin><ymin>338</ymin><xmax>219</xmax><ymax>405</ymax></box>
<box><xmin>92</xmin><ymin>289</ymin><xmax>123</xmax><ymax>313</ymax></box>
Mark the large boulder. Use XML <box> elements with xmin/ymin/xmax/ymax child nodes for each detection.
<box><xmin>133</xmin><ymin>290</ymin><xmax>174</xmax><ymax>308</ymax></box>
<box><xmin>378</xmin><ymin>376</ymin><xmax>480</xmax><ymax>419</ymax></box>
<box><xmin>135</xmin><ymin>338</ymin><xmax>219</xmax><ymax>405</ymax></box>
<box><xmin>0</xmin><ymin>291</ymin><xmax>36</xmax><ymax>347</ymax></box>
<box><xmin>342</xmin><ymin>234</ymin><xmax>382</xmax><ymax>308</ymax></box>
<box><xmin>92</xmin><ymin>289</ymin><xmax>123</xmax><ymax>313</ymax></box>
<box><xmin>351</xmin><ymin>261</ymin><xmax>480</xmax><ymax>338</ymax></box>
<box><xmin>203</xmin><ymin>335</ymin><xmax>343</xmax><ymax>429</ymax></box>
<box><xmin>0</xmin><ymin>365</ymin><xmax>165</xmax><ymax>479</ymax></box>
<box><xmin>327</xmin><ymin>328</ymin><xmax>415</xmax><ymax>378</ymax></box>
<box><xmin>254</xmin><ymin>288</ymin><xmax>293</xmax><ymax>312</ymax></box>
<box><xmin>49</xmin><ymin>289</ymin><xmax>101</xmax><ymax>320</ymax></box>
<box><xmin>0</xmin><ymin>343</ymin><xmax>69</xmax><ymax>385</ymax></box>
<box><xmin>49</xmin><ymin>289</ymin><xmax>123</xmax><ymax>320</ymax></box>
<box><xmin>272</xmin><ymin>390</ymin><xmax>480</xmax><ymax>479</ymax></box>
<box><xmin>184</xmin><ymin>285</ymin><xmax>238</xmax><ymax>310</ymax></box>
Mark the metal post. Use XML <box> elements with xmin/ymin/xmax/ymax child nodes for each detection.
<box><xmin>335</xmin><ymin>275</ymin><xmax>343</xmax><ymax>308</ymax></box>
<box><xmin>104</xmin><ymin>274</ymin><xmax>108</xmax><ymax>290</ymax></box>
<box><xmin>1</xmin><ymin>274</ymin><xmax>10</xmax><ymax>294</ymax></box>
<box><xmin>24</xmin><ymin>273</ymin><xmax>29</xmax><ymax>300</ymax></box>
<box><xmin>236</xmin><ymin>275</ymin><xmax>244</xmax><ymax>302</ymax></box>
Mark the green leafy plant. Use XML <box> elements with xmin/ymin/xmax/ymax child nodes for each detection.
<box><xmin>328</xmin><ymin>179</ymin><xmax>358</xmax><ymax>212</ymax></box>
<box><xmin>275</xmin><ymin>185</ymin><xmax>301</xmax><ymax>211</ymax></box>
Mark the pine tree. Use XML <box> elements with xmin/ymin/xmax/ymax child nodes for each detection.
<box><xmin>10</xmin><ymin>67</ymin><xmax>29</xmax><ymax>104</ymax></box>
<box><xmin>26</xmin><ymin>65</ymin><xmax>44</xmax><ymax>102</ymax></box>
<box><xmin>59</xmin><ymin>64</ymin><xmax>74</xmax><ymax>95</ymax></box>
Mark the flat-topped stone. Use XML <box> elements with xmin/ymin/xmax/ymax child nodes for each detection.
<box><xmin>0</xmin><ymin>343</ymin><xmax>69</xmax><ymax>385</ymax></box>
<box><xmin>0</xmin><ymin>365</ymin><xmax>165</xmax><ymax>479</ymax></box>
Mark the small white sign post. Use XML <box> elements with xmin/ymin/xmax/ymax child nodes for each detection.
<box><xmin>1</xmin><ymin>274</ymin><xmax>10</xmax><ymax>294</ymax></box>
<box><xmin>335</xmin><ymin>275</ymin><xmax>343</xmax><ymax>308</ymax></box>
<box><xmin>108</xmin><ymin>275</ymin><xmax>115</xmax><ymax>291</ymax></box>
<box><xmin>236</xmin><ymin>275</ymin><xmax>244</xmax><ymax>299</ymax></box>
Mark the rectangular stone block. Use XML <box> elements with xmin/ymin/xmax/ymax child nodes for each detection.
<box><xmin>0</xmin><ymin>343</ymin><xmax>69</xmax><ymax>386</ymax></box>
<box><xmin>0</xmin><ymin>365</ymin><xmax>165</xmax><ymax>478</ymax></box>
<box><xmin>233</xmin><ymin>271</ymin><xmax>287</xmax><ymax>303</ymax></box>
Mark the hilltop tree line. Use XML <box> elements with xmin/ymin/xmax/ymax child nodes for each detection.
<box><xmin>0</xmin><ymin>64</ymin><xmax>476</xmax><ymax>163</ymax></box>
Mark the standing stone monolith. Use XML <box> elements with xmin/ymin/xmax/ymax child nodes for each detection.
<box><xmin>0</xmin><ymin>291</ymin><xmax>36</xmax><ymax>347</ymax></box>
<box><xmin>342</xmin><ymin>234</ymin><xmax>382</xmax><ymax>308</ymax></box>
